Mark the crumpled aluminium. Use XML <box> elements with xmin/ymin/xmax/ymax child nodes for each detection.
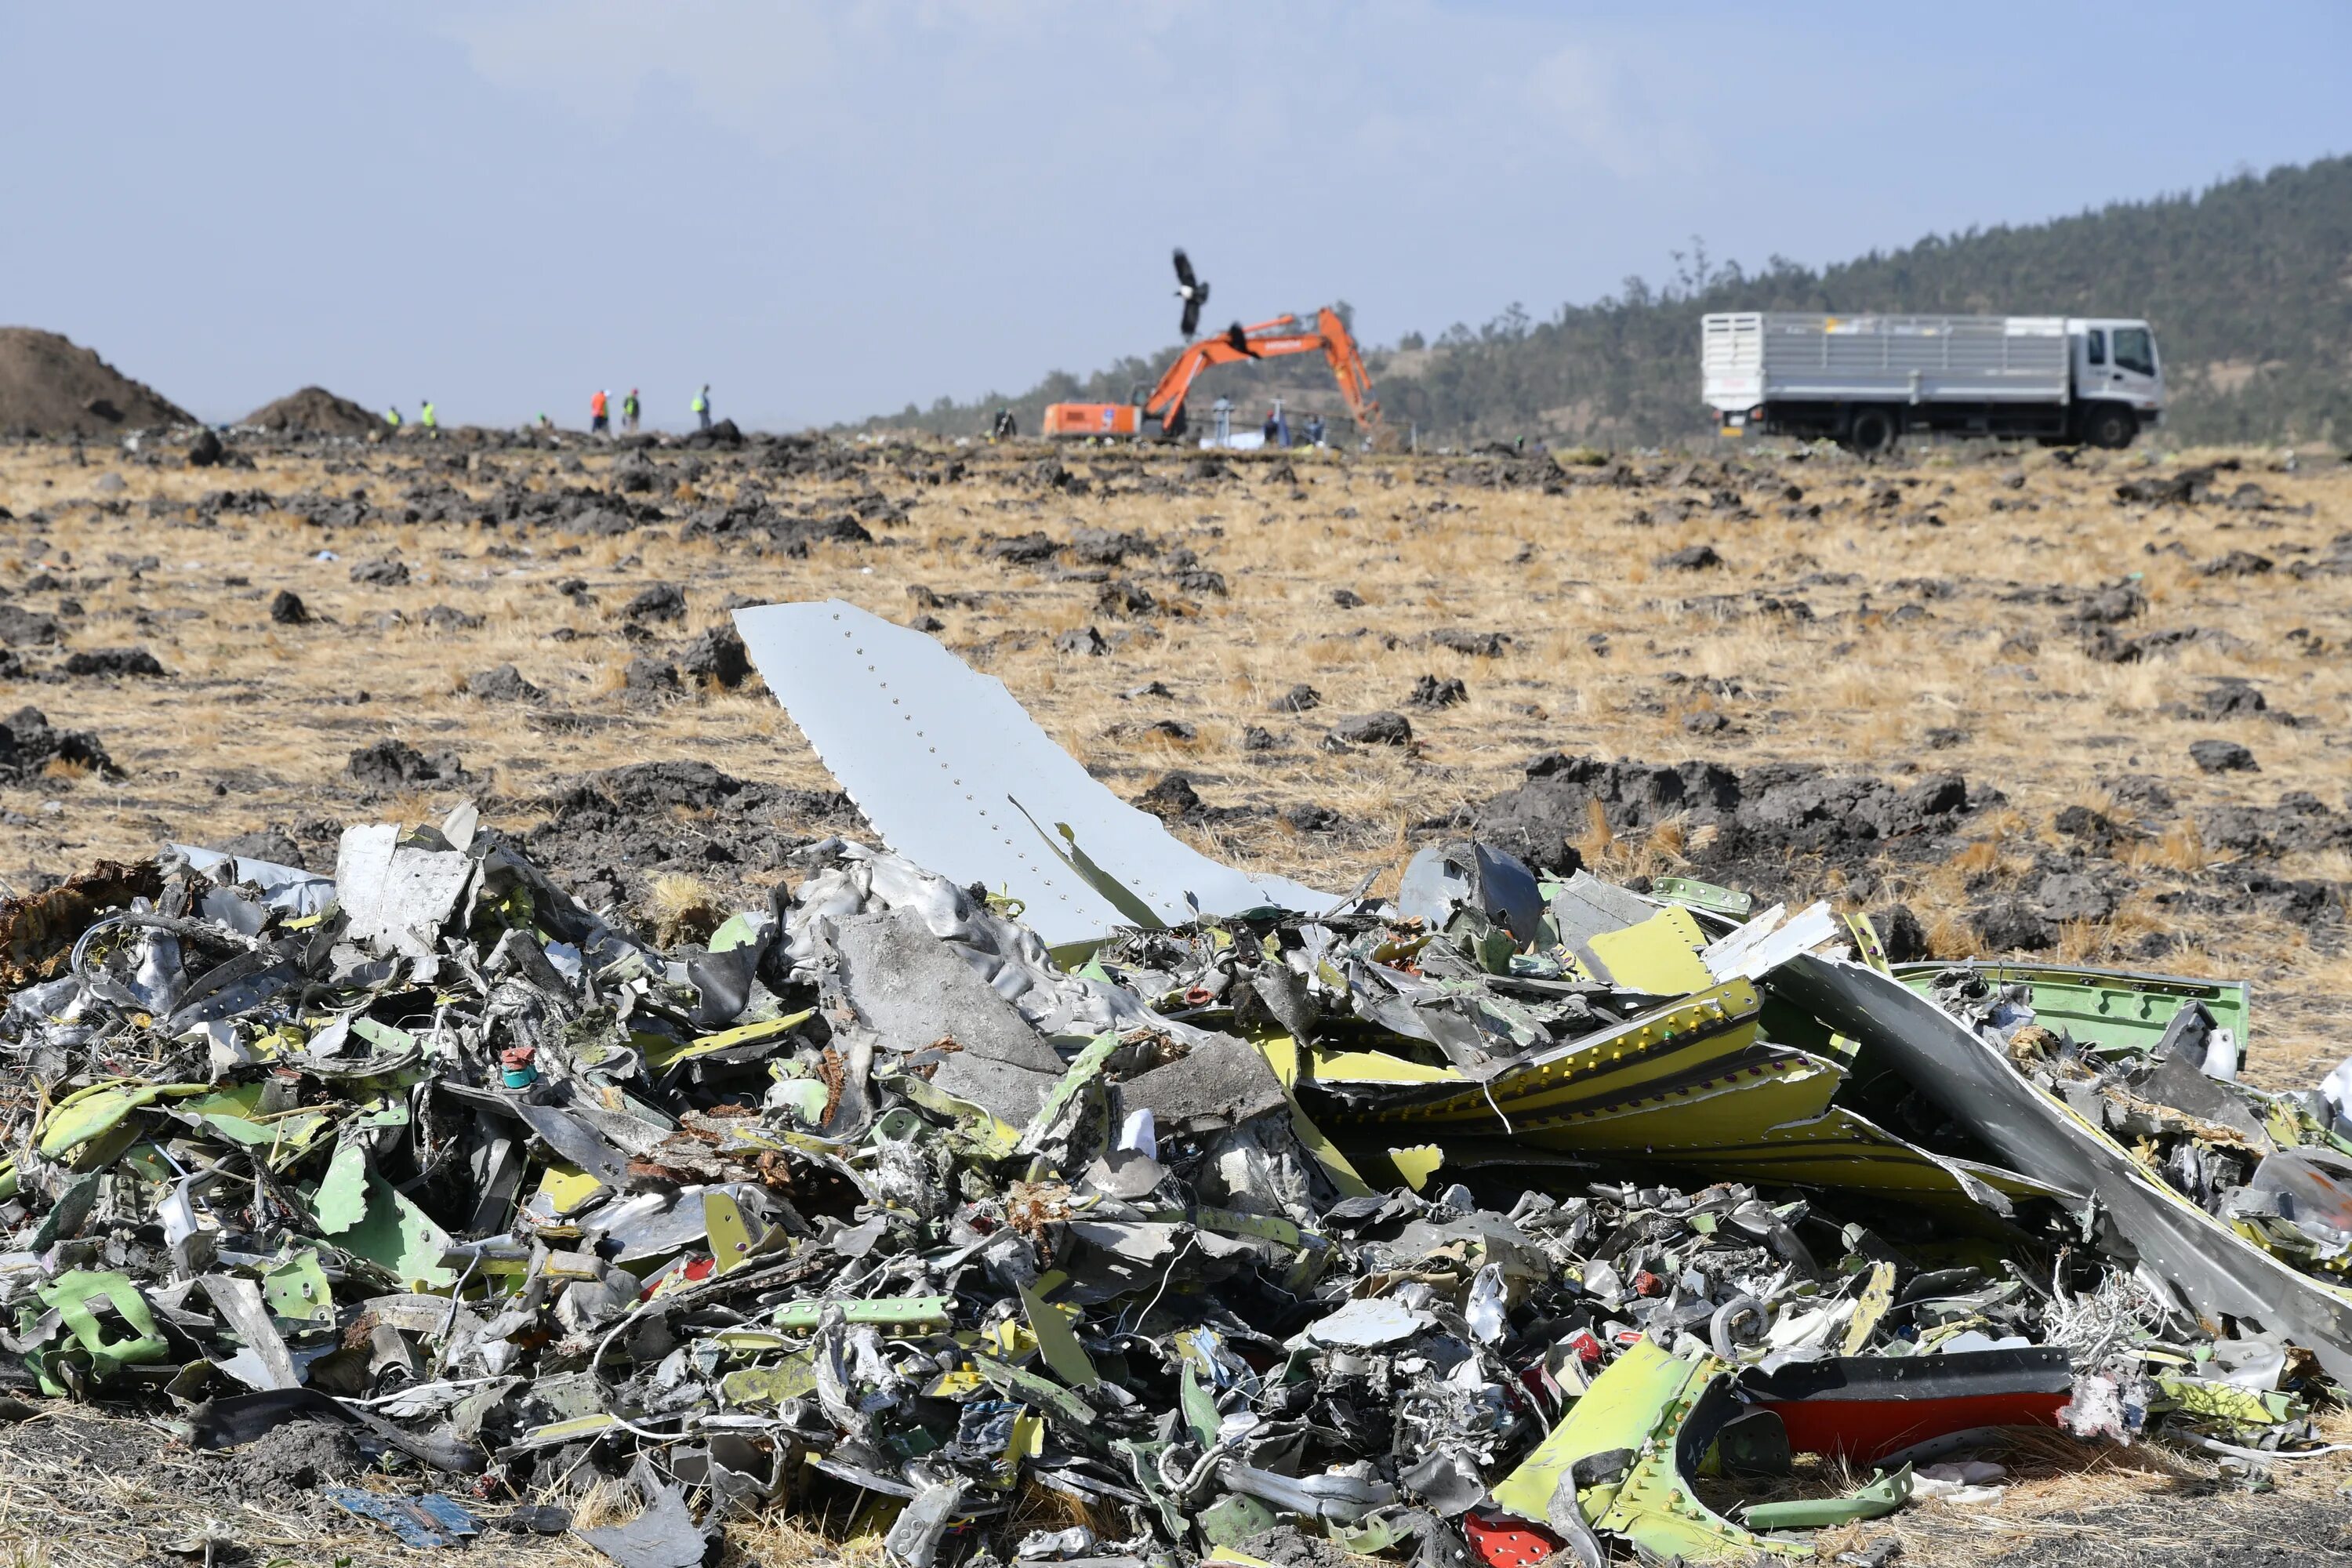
<box><xmin>0</xmin><ymin>808</ymin><xmax>2339</xmax><ymax>1568</ymax></box>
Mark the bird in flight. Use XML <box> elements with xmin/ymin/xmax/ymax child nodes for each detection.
<box><xmin>1173</xmin><ymin>249</ymin><xmax>1211</xmax><ymax>339</ymax></box>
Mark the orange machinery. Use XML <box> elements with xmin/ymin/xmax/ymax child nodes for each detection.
<box><xmin>1042</xmin><ymin>307</ymin><xmax>1384</xmax><ymax>445</ymax></box>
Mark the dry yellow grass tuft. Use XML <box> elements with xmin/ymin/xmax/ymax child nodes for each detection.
<box><xmin>650</xmin><ymin>870</ymin><xmax>729</xmax><ymax>946</ymax></box>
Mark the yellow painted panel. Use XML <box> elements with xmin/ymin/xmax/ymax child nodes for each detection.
<box><xmin>1581</xmin><ymin>907</ymin><xmax>1712</xmax><ymax>993</ymax></box>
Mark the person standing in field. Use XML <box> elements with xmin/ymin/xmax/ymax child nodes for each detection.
<box><xmin>420</xmin><ymin>399</ymin><xmax>437</xmax><ymax>434</ymax></box>
<box><xmin>590</xmin><ymin>389</ymin><xmax>610</xmax><ymax>438</ymax></box>
<box><xmin>693</xmin><ymin>384</ymin><xmax>712</xmax><ymax>432</ymax></box>
<box><xmin>622</xmin><ymin>388</ymin><xmax>641</xmax><ymax>434</ymax></box>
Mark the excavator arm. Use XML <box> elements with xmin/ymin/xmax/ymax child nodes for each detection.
<box><xmin>1312</xmin><ymin>307</ymin><xmax>1381</xmax><ymax>440</ymax></box>
<box><xmin>1141</xmin><ymin>308</ymin><xmax>1384</xmax><ymax>445</ymax></box>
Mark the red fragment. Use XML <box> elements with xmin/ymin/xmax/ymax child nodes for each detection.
<box><xmin>1463</xmin><ymin>1511</ymin><xmax>1562</xmax><ymax>1568</ymax></box>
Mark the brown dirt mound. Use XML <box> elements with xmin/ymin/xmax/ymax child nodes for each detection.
<box><xmin>243</xmin><ymin>384</ymin><xmax>379</xmax><ymax>437</ymax></box>
<box><xmin>0</xmin><ymin>327</ymin><xmax>192</xmax><ymax>437</ymax></box>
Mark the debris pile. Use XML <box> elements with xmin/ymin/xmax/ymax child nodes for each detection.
<box><xmin>3</xmin><ymin>601</ymin><xmax>2349</xmax><ymax>1566</ymax></box>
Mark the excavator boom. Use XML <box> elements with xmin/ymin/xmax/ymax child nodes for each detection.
<box><xmin>1044</xmin><ymin>307</ymin><xmax>1384</xmax><ymax>445</ymax></box>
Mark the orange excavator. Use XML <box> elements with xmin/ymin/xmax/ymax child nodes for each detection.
<box><xmin>1042</xmin><ymin>307</ymin><xmax>1385</xmax><ymax>446</ymax></box>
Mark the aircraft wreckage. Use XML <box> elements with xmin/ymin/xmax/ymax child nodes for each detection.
<box><xmin>0</xmin><ymin>599</ymin><xmax>2346</xmax><ymax>1563</ymax></box>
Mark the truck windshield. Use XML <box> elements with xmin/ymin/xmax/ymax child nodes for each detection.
<box><xmin>2113</xmin><ymin>328</ymin><xmax>2157</xmax><ymax>377</ymax></box>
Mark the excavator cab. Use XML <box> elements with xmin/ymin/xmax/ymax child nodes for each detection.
<box><xmin>1040</xmin><ymin>404</ymin><xmax>1142</xmax><ymax>437</ymax></box>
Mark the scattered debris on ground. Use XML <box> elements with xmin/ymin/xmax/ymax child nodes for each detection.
<box><xmin>2</xmin><ymin>601</ymin><xmax>2347</xmax><ymax>1567</ymax></box>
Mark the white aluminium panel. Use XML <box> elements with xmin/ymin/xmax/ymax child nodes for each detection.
<box><xmin>735</xmin><ymin>599</ymin><xmax>1337</xmax><ymax>945</ymax></box>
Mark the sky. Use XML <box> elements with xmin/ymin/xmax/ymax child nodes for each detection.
<box><xmin>2</xmin><ymin>2</ymin><xmax>2345</xmax><ymax>431</ymax></box>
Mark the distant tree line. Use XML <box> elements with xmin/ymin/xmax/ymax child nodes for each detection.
<box><xmin>860</xmin><ymin>156</ymin><xmax>2352</xmax><ymax>448</ymax></box>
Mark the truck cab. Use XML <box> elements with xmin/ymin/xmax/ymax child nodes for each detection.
<box><xmin>2066</xmin><ymin>318</ymin><xmax>2164</xmax><ymax>448</ymax></box>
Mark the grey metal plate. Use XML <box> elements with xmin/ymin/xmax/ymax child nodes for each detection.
<box><xmin>735</xmin><ymin>600</ymin><xmax>1334</xmax><ymax>946</ymax></box>
<box><xmin>1777</xmin><ymin>954</ymin><xmax>2352</xmax><ymax>1383</ymax></box>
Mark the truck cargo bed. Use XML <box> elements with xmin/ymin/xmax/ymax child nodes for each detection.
<box><xmin>1704</xmin><ymin>313</ymin><xmax>2071</xmax><ymax>411</ymax></box>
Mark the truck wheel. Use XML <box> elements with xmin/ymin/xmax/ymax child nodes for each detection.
<box><xmin>2078</xmin><ymin>403</ymin><xmax>2134</xmax><ymax>450</ymax></box>
<box><xmin>1845</xmin><ymin>408</ymin><xmax>1896</xmax><ymax>457</ymax></box>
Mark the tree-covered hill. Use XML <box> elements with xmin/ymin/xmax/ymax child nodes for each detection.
<box><xmin>858</xmin><ymin>156</ymin><xmax>2351</xmax><ymax>448</ymax></box>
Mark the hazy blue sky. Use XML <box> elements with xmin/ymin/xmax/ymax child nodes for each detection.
<box><xmin>3</xmin><ymin>3</ymin><xmax>2343</xmax><ymax>430</ymax></box>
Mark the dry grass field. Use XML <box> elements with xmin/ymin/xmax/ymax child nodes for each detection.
<box><xmin>0</xmin><ymin>428</ymin><xmax>2348</xmax><ymax>1564</ymax></box>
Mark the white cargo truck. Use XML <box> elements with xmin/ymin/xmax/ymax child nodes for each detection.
<box><xmin>1701</xmin><ymin>312</ymin><xmax>2165</xmax><ymax>454</ymax></box>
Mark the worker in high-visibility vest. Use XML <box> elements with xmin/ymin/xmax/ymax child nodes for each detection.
<box><xmin>692</xmin><ymin>384</ymin><xmax>711</xmax><ymax>432</ymax></box>
<box><xmin>590</xmin><ymin>389</ymin><xmax>610</xmax><ymax>437</ymax></box>
<box><xmin>384</xmin><ymin>405</ymin><xmax>403</xmax><ymax>431</ymax></box>
<box><xmin>622</xmin><ymin>389</ymin><xmax>641</xmax><ymax>434</ymax></box>
<box><xmin>420</xmin><ymin>399</ymin><xmax>437</xmax><ymax>432</ymax></box>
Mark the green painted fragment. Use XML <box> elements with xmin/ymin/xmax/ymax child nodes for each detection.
<box><xmin>261</xmin><ymin>1111</ymin><xmax>336</xmax><ymax>1166</ymax></box>
<box><xmin>1327</xmin><ymin>1513</ymin><xmax>1408</xmax><ymax>1555</ymax></box>
<box><xmin>771</xmin><ymin>1076</ymin><xmax>831</xmax><ymax>1123</ymax></box>
<box><xmin>1651</xmin><ymin>876</ymin><xmax>1754</xmax><ymax>918</ymax></box>
<box><xmin>1012</xmin><ymin>801</ymin><xmax>1167</xmax><ymax>930</ymax></box>
<box><xmin>31</xmin><ymin>1171</ymin><xmax>103</xmax><ymax>1250</ymax></box>
<box><xmin>343</xmin><ymin>1096</ymin><xmax>411</xmax><ymax>1131</ymax></box>
<box><xmin>38</xmin><ymin>1082</ymin><xmax>206</xmax><ymax>1160</ymax></box>
<box><xmin>1743</xmin><ymin>1465</ymin><xmax>1912</xmax><ymax>1529</ymax></box>
<box><xmin>714</xmin><ymin>1330</ymin><xmax>793</xmax><ymax>1356</ymax></box>
<box><xmin>1492</xmin><ymin>1338</ymin><xmax>1698</xmax><ymax>1526</ymax></box>
<box><xmin>707</xmin><ymin>913</ymin><xmax>764</xmax><ymax>953</ymax></box>
<box><xmin>1493</xmin><ymin>1340</ymin><xmax>1801</xmax><ymax>1562</ymax></box>
<box><xmin>121</xmin><ymin>1145</ymin><xmax>179</xmax><ymax>1185</ymax></box>
<box><xmin>314</xmin><ymin>1018</ymin><xmax>426</xmax><ymax>1079</ymax></box>
<box><xmin>314</xmin><ymin>1141</ymin><xmax>370</xmax><ymax>1234</ymax></box>
<box><xmin>511</xmin><ymin>1414</ymin><xmax>620</xmax><ymax>1450</ymax></box>
<box><xmin>2154</xmin><ymin>1374</ymin><xmax>2306</xmax><ymax>1430</ymax></box>
<box><xmin>1389</xmin><ymin>1145</ymin><xmax>1445</xmax><ymax>1192</ymax></box>
<box><xmin>770</xmin><ymin>1296</ymin><xmax>953</xmax><ymax>1330</ymax></box>
<box><xmin>720</xmin><ymin>1351</ymin><xmax>819</xmax><ymax>1408</ymax></box>
<box><xmin>1016</xmin><ymin>1031</ymin><xmax>1117</xmax><ymax>1154</ymax></box>
<box><xmin>336</xmin><ymin>1175</ymin><xmax>455</xmax><ymax>1289</ymax></box>
<box><xmin>1472</xmin><ymin>925</ymin><xmax>1518</xmax><ymax>975</ymax></box>
<box><xmin>350</xmin><ymin>1017</ymin><xmax>418</xmax><ymax>1053</ymax></box>
<box><xmin>648</xmin><ymin>1008</ymin><xmax>815</xmax><ymax>1069</ymax></box>
<box><xmin>1196</xmin><ymin>1494</ymin><xmax>1278</xmax><ymax>1548</ymax></box>
<box><xmin>1180</xmin><ymin>1363</ymin><xmax>1222</xmax><ymax>1449</ymax></box>
<box><xmin>1021</xmin><ymin>1282</ymin><xmax>1099</xmax><ymax>1387</ymax></box>
<box><xmin>263</xmin><ymin>1250</ymin><xmax>336</xmax><ymax>1327</ymax></box>
<box><xmin>975</xmin><ymin>1353</ymin><xmax>1104</xmax><ymax>1451</ymax></box>
<box><xmin>1892</xmin><ymin>960</ymin><xmax>2251</xmax><ymax>1069</ymax></box>
<box><xmin>190</xmin><ymin>1112</ymin><xmax>275</xmax><ymax>1146</ymax></box>
<box><xmin>893</xmin><ymin>1075</ymin><xmax>1022</xmax><ymax>1158</ymax></box>
<box><xmin>29</xmin><ymin>1271</ymin><xmax>169</xmax><ymax>1394</ymax></box>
